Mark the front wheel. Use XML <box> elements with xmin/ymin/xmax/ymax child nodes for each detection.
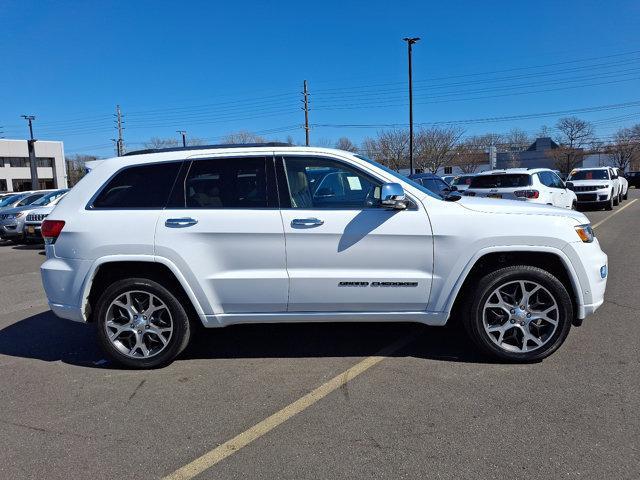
<box><xmin>462</xmin><ymin>266</ymin><xmax>573</xmax><ymax>362</ymax></box>
<box><xmin>95</xmin><ymin>278</ymin><xmax>192</xmax><ymax>369</ymax></box>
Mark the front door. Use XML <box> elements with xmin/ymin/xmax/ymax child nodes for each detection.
<box><xmin>155</xmin><ymin>155</ymin><xmax>288</xmax><ymax>315</ymax></box>
<box><xmin>278</xmin><ymin>155</ymin><xmax>434</xmax><ymax>312</ymax></box>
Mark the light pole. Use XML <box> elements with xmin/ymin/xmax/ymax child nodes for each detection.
<box><xmin>177</xmin><ymin>130</ymin><xmax>187</xmax><ymax>147</ymax></box>
<box><xmin>21</xmin><ymin>115</ymin><xmax>39</xmax><ymax>189</ymax></box>
<box><xmin>403</xmin><ymin>37</ymin><xmax>420</xmax><ymax>175</ymax></box>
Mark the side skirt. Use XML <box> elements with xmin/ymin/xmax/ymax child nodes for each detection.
<box><xmin>202</xmin><ymin>311</ymin><xmax>448</xmax><ymax>328</ymax></box>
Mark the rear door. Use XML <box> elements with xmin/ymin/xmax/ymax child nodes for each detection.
<box><xmin>277</xmin><ymin>155</ymin><xmax>433</xmax><ymax>312</ymax></box>
<box><xmin>549</xmin><ymin>171</ymin><xmax>571</xmax><ymax>208</ymax></box>
<box><xmin>155</xmin><ymin>155</ymin><xmax>288</xmax><ymax>315</ymax></box>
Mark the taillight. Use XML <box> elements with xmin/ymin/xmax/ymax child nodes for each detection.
<box><xmin>41</xmin><ymin>220</ymin><xmax>65</xmax><ymax>244</ymax></box>
<box><xmin>514</xmin><ymin>189</ymin><xmax>539</xmax><ymax>199</ymax></box>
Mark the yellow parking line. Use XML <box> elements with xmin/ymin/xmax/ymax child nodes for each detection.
<box><xmin>162</xmin><ymin>333</ymin><xmax>417</xmax><ymax>480</ymax></box>
<box><xmin>592</xmin><ymin>199</ymin><xmax>638</xmax><ymax>229</ymax></box>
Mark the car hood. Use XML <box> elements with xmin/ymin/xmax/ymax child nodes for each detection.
<box><xmin>457</xmin><ymin>196</ymin><xmax>588</xmax><ymax>223</ymax></box>
<box><xmin>26</xmin><ymin>205</ymin><xmax>55</xmax><ymax>216</ymax></box>
<box><xmin>0</xmin><ymin>205</ymin><xmax>39</xmax><ymax>215</ymax></box>
<box><xmin>568</xmin><ymin>179</ymin><xmax>610</xmax><ymax>186</ymax></box>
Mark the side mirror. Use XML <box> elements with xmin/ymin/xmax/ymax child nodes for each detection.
<box><xmin>380</xmin><ymin>182</ymin><xmax>407</xmax><ymax>210</ymax></box>
<box><xmin>449</xmin><ymin>185</ymin><xmax>458</xmax><ymax>191</ymax></box>
<box><xmin>565</xmin><ymin>181</ymin><xmax>574</xmax><ymax>190</ymax></box>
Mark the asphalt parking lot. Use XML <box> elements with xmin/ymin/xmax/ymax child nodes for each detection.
<box><xmin>1</xmin><ymin>193</ymin><xmax>639</xmax><ymax>480</ymax></box>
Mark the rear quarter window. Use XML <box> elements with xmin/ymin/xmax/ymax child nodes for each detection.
<box><xmin>91</xmin><ymin>162</ymin><xmax>182</xmax><ymax>209</ymax></box>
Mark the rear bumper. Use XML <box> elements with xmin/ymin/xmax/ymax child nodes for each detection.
<box><xmin>41</xmin><ymin>256</ymin><xmax>92</xmax><ymax>322</ymax></box>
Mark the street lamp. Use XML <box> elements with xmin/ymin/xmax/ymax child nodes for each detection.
<box><xmin>177</xmin><ymin>130</ymin><xmax>187</xmax><ymax>147</ymax></box>
<box><xmin>21</xmin><ymin>115</ymin><xmax>39</xmax><ymax>189</ymax></box>
<box><xmin>403</xmin><ymin>37</ymin><xmax>420</xmax><ymax>175</ymax></box>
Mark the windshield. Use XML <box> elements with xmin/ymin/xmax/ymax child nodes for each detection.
<box><xmin>470</xmin><ymin>174</ymin><xmax>531</xmax><ymax>189</ymax></box>
<box><xmin>452</xmin><ymin>175</ymin><xmax>474</xmax><ymax>186</ymax></box>
<box><xmin>568</xmin><ymin>169</ymin><xmax>609</xmax><ymax>181</ymax></box>
<box><xmin>31</xmin><ymin>190</ymin><xmax>68</xmax><ymax>206</ymax></box>
<box><xmin>355</xmin><ymin>155</ymin><xmax>441</xmax><ymax>199</ymax></box>
<box><xmin>0</xmin><ymin>194</ymin><xmax>22</xmax><ymax>207</ymax></box>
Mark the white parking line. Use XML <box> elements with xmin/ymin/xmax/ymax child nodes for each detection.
<box><xmin>592</xmin><ymin>199</ymin><xmax>637</xmax><ymax>229</ymax></box>
<box><xmin>162</xmin><ymin>333</ymin><xmax>418</xmax><ymax>480</ymax></box>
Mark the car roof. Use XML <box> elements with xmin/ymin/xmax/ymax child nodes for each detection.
<box><xmin>571</xmin><ymin>167</ymin><xmax>610</xmax><ymax>171</ymax></box>
<box><xmin>476</xmin><ymin>168</ymin><xmax>549</xmax><ymax>176</ymax></box>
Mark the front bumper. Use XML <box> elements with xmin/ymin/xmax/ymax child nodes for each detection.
<box><xmin>562</xmin><ymin>239</ymin><xmax>608</xmax><ymax>319</ymax></box>
<box><xmin>23</xmin><ymin>223</ymin><xmax>43</xmax><ymax>242</ymax></box>
<box><xmin>0</xmin><ymin>222</ymin><xmax>22</xmax><ymax>238</ymax></box>
<box><xmin>575</xmin><ymin>190</ymin><xmax>610</xmax><ymax>203</ymax></box>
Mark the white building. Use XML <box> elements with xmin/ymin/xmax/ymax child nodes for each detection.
<box><xmin>0</xmin><ymin>139</ymin><xmax>67</xmax><ymax>192</ymax></box>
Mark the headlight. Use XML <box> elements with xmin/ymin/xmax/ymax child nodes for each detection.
<box><xmin>574</xmin><ymin>224</ymin><xmax>595</xmax><ymax>243</ymax></box>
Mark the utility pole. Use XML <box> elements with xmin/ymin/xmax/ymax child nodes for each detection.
<box><xmin>115</xmin><ymin>105</ymin><xmax>125</xmax><ymax>156</ymax></box>
<box><xmin>302</xmin><ymin>80</ymin><xmax>310</xmax><ymax>146</ymax></box>
<box><xmin>403</xmin><ymin>37</ymin><xmax>420</xmax><ymax>175</ymax></box>
<box><xmin>177</xmin><ymin>130</ymin><xmax>187</xmax><ymax>147</ymax></box>
<box><xmin>21</xmin><ymin>115</ymin><xmax>39</xmax><ymax>190</ymax></box>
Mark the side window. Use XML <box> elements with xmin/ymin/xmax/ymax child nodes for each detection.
<box><xmin>92</xmin><ymin>162</ymin><xmax>181</xmax><ymax>209</ymax></box>
<box><xmin>550</xmin><ymin>172</ymin><xmax>565</xmax><ymax>188</ymax></box>
<box><xmin>184</xmin><ymin>157</ymin><xmax>269</xmax><ymax>209</ymax></box>
<box><xmin>538</xmin><ymin>172</ymin><xmax>552</xmax><ymax>187</ymax></box>
<box><xmin>282</xmin><ymin>156</ymin><xmax>382</xmax><ymax>209</ymax></box>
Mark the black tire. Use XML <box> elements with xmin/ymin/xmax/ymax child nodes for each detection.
<box><xmin>462</xmin><ymin>265</ymin><xmax>573</xmax><ymax>363</ymax></box>
<box><xmin>95</xmin><ymin>277</ymin><xmax>191</xmax><ymax>369</ymax></box>
<box><xmin>623</xmin><ymin>190</ymin><xmax>628</xmax><ymax>200</ymax></box>
<box><xmin>571</xmin><ymin>201</ymin><xmax>577</xmax><ymax>210</ymax></box>
<box><xmin>613</xmin><ymin>191</ymin><xmax>619</xmax><ymax>206</ymax></box>
<box><xmin>605</xmin><ymin>195</ymin><xmax>614</xmax><ymax>210</ymax></box>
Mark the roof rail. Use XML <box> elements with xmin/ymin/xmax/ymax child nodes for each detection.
<box><xmin>123</xmin><ymin>142</ymin><xmax>292</xmax><ymax>156</ymax></box>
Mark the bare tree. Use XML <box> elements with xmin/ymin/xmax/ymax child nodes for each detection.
<box><xmin>360</xmin><ymin>137</ymin><xmax>379</xmax><ymax>160</ymax></box>
<box><xmin>547</xmin><ymin>116</ymin><xmax>594</xmax><ymax>173</ymax></box>
<box><xmin>144</xmin><ymin>137</ymin><xmax>180</xmax><ymax>149</ymax></box>
<box><xmin>607</xmin><ymin>126</ymin><xmax>640</xmax><ymax>172</ymax></box>
<box><xmin>335</xmin><ymin>137</ymin><xmax>358</xmax><ymax>152</ymax></box>
<box><xmin>65</xmin><ymin>154</ymin><xmax>97</xmax><ymax>186</ymax></box>
<box><xmin>503</xmin><ymin>128</ymin><xmax>531</xmax><ymax>167</ymax></box>
<box><xmin>313</xmin><ymin>137</ymin><xmax>334</xmax><ymax>148</ymax></box>
<box><xmin>414</xmin><ymin>126</ymin><xmax>464</xmax><ymax>173</ymax></box>
<box><xmin>453</xmin><ymin>137</ymin><xmax>487</xmax><ymax>173</ymax></box>
<box><xmin>221</xmin><ymin>131</ymin><xmax>266</xmax><ymax>144</ymax></box>
<box><xmin>474</xmin><ymin>132</ymin><xmax>504</xmax><ymax>150</ymax></box>
<box><xmin>375</xmin><ymin>129</ymin><xmax>409</xmax><ymax>171</ymax></box>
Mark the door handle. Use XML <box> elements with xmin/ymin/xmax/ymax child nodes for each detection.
<box><xmin>165</xmin><ymin>217</ymin><xmax>198</xmax><ymax>228</ymax></box>
<box><xmin>291</xmin><ymin>217</ymin><xmax>324</xmax><ymax>227</ymax></box>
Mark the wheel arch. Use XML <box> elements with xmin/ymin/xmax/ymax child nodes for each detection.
<box><xmin>81</xmin><ymin>255</ymin><xmax>206</xmax><ymax>326</ymax></box>
<box><xmin>445</xmin><ymin>247</ymin><xmax>584</xmax><ymax>327</ymax></box>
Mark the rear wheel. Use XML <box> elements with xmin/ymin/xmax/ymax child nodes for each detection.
<box><xmin>95</xmin><ymin>278</ymin><xmax>191</xmax><ymax>369</ymax></box>
<box><xmin>613</xmin><ymin>191</ymin><xmax>619</xmax><ymax>206</ymax></box>
<box><xmin>463</xmin><ymin>266</ymin><xmax>573</xmax><ymax>362</ymax></box>
<box><xmin>623</xmin><ymin>189</ymin><xmax>628</xmax><ymax>200</ymax></box>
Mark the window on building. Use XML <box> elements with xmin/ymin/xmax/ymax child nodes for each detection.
<box><xmin>7</xmin><ymin>157</ymin><xmax>29</xmax><ymax>168</ymax></box>
<box><xmin>444</xmin><ymin>166</ymin><xmax>453</xmax><ymax>174</ymax></box>
<box><xmin>0</xmin><ymin>180</ymin><xmax>7</xmax><ymax>192</ymax></box>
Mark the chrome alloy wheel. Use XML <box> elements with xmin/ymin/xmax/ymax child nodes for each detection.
<box><xmin>105</xmin><ymin>291</ymin><xmax>173</xmax><ymax>359</ymax></box>
<box><xmin>482</xmin><ymin>280</ymin><xmax>559</xmax><ymax>353</ymax></box>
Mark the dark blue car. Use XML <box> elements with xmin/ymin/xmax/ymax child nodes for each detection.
<box><xmin>408</xmin><ymin>173</ymin><xmax>456</xmax><ymax>198</ymax></box>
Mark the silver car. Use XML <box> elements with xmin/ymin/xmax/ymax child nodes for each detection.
<box><xmin>0</xmin><ymin>190</ymin><xmax>68</xmax><ymax>242</ymax></box>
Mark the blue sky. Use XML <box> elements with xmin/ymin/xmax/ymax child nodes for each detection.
<box><xmin>1</xmin><ymin>0</ymin><xmax>639</xmax><ymax>157</ymax></box>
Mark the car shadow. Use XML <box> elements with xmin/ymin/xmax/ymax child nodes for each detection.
<box><xmin>0</xmin><ymin>310</ymin><xmax>494</xmax><ymax>370</ymax></box>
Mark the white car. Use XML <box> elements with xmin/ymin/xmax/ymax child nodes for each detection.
<box><xmin>613</xmin><ymin>167</ymin><xmax>629</xmax><ymax>201</ymax></box>
<box><xmin>567</xmin><ymin>167</ymin><xmax>619</xmax><ymax>210</ymax></box>
<box><xmin>464</xmin><ymin>168</ymin><xmax>578</xmax><ymax>209</ymax></box>
<box><xmin>40</xmin><ymin>144</ymin><xmax>607</xmax><ymax>368</ymax></box>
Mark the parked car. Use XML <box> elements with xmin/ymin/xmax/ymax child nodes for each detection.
<box><xmin>566</xmin><ymin>167</ymin><xmax>619</xmax><ymax>210</ymax></box>
<box><xmin>0</xmin><ymin>189</ymin><xmax>68</xmax><ymax>242</ymax></box>
<box><xmin>627</xmin><ymin>171</ymin><xmax>640</xmax><ymax>188</ymax></box>
<box><xmin>612</xmin><ymin>167</ymin><xmax>629</xmax><ymax>200</ymax></box>
<box><xmin>450</xmin><ymin>174</ymin><xmax>475</xmax><ymax>192</ymax></box>
<box><xmin>0</xmin><ymin>191</ymin><xmax>45</xmax><ymax>212</ymax></box>
<box><xmin>408</xmin><ymin>173</ymin><xmax>457</xmax><ymax>198</ymax></box>
<box><xmin>41</xmin><ymin>144</ymin><xmax>607</xmax><ymax>368</ymax></box>
<box><xmin>23</xmin><ymin>193</ymin><xmax>69</xmax><ymax>243</ymax></box>
<box><xmin>464</xmin><ymin>168</ymin><xmax>577</xmax><ymax>209</ymax></box>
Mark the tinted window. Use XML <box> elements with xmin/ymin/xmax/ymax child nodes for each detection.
<box><xmin>283</xmin><ymin>157</ymin><xmax>382</xmax><ymax>209</ymax></box>
<box><xmin>92</xmin><ymin>162</ymin><xmax>181</xmax><ymax>209</ymax></box>
<box><xmin>183</xmin><ymin>157</ymin><xmax>268</xmax><ymax>209</ymax></box>
<box><xmin>17</xmin><ymin>193</ymin><xmax>44</xmax><ymax>206</ymax></box>
<box><xmin>537</xmin><ymin>172</ymin><xmax>553</xmax><ymax>187</ymax></box>
<box><xmin>470</xmin><ymin>174</ymin><xmax>531</xmax><ymax>189</ymax></box>
<box><xmin>568</xmin><ymin>170</ymin><xmax>609</xmax><ymax>181</ymax></box>
<box><xmin>452</xmin><ymin>175</ymin><xmax>474</xmax><ymax>186</ymax></box>
<box><xmin>549</xmin><ymin>172</ymin><xmax>565</xmax><ymax>188</ymax></box>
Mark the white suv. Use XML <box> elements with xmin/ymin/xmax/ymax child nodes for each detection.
<box><xmin>40</xmin><ymin>144</ymin><xmax>608</xmax><ymax>368</ymax></box>
<box><xmin>464</xmin><ymin>168</ymin><xmax>577</xmax><ymax>209</ymax></box>
<box><xmin>567</xmin><ymin>167</ymin><xmax>619</xmax><ymax>210</ymax></box>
